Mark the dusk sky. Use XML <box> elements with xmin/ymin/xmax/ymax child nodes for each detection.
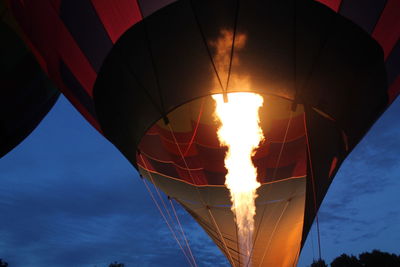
<box><xmin>1</xmin><ymin>94</ymin><xmax>400</xmax><ymax>267</ymax></box>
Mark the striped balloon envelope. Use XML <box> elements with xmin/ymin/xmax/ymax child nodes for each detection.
<box><xmin>0</xmin><ymin>1</ymin><xmax>59</xmax><ymax>158</ymax></box>
<box><xmin>7</xmin><ymin>0</ymin><xmax>400</xmax><ymax>266</ymax></box>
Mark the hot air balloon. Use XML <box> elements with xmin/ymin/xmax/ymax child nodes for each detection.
<box><xmin>7</xmin><ymin>0</ymin><xmax>400</xmax><ymax>266</ymax></box>
<box><xmin>0</xmin><ymin>2</ymin><xmax>59</xmax><ymax>158</ymax></box>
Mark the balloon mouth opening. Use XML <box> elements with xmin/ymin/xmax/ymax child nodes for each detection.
<box><xmin>136</xmin><ymin>93</ymin><xmax>309</xmax><ymax>267</ymax></box>
<box><xmin>136</xmin><ymin>93</ymin><xmax>307</xmax><ymax>187</ymax></box>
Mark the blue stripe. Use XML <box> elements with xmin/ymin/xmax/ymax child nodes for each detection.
<box><xmin>339</xmin><ymin>0</ymin><xmax>387</xmax><ymax>34</ymax></box>
<box><xmin>386</xmin><ymin>39</ymin><xmax>400</xmax><ymax>85</ymax></box>
<box><xmin>59</xmin><ymin>60</ymin><xmax>97</xmax><ymax>118</ymax></box>
<box><xmin>60</xmin><ymin>0</ymin><xmax>113</xmax><ymax>72</ymax></box>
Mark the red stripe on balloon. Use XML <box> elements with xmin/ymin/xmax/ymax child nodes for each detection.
<box><xmin>58</xmin><ymin>82</ymin><xmax>102</xmax><ymax>132</ymax></box>
<box><xmin>328</xmin><ymin>157</ymin><xmax>338</xmax><ymax>178</ymax></box>
<box><xmin>10</xmin><ymin>0</ymin><xmax>97</xmax><ymax>97</ymax></box>
<box><xmin>90</xmin><ymin>0</ymin><xmax>142</xmax><ymax>43</ymax></box>
<box><xmin>57</xmin><ymin>23</ymin><xmax>97</xmax><ymax>97</ymax></box>
<box><xmin>372</xmin><ymin>0</ymin><xmax>400</xmax><ymax>59</ymax></box>
<box><xmin>10</xmin><ymin>1</ymin><xmax>101</xmax><ymax>131</ymax></box>
<box><xmin>9</xmin><ymin>1</ymin><xmax>58</xmax><ymax>77</ymax></box>
<box><xmin>8</xmin><ymin>27</ymin><xmax>50</xmax><ymax>75</ymax></box>
<box><xmin>314</xmin><ymin>0</ymin><xmax>342</xmax><ymax>12</ymax></box>
<box><xmin>388</xmin><ymin>75</ymin><xmax>400</xmax><ymax>104</ymax></box>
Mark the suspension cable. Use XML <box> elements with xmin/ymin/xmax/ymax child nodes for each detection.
<box><xmin>189</xmin><ymin>0</ymin><xmax>224</xmax><ymax>92</ymax></box>
<box><xmin>167</xmin><ymin>123</ymin><xmax>207</xmax><ymax>206</ymax></box>
<box><xmin>141</xmin><ymin>179</ymin><xmax>194</xmax><ymax>266</ymax></box>
<box><xmin>115</xmin><ymin>49</ymin><xmax>165</xmax><ymax>117</ymax></box>
<box><xmin>139</xmin><ymin>155</ymin><xmax>194</xmax><ymax>267</ymax></box>
<box><xmin>303</xmin><ymin>109</ymin><xmax>322</xmax><ymax>260</ymax></box>
<box><xmin>310</xmin><ymin>222</ymin><xmax>316</xmax><ymax>260</ymax></box>
<box><xmin>187</xmin><ymin>1</ymin><xmax>243</xmax><ymax>261</ymax></box>
<box><xmin>183</xmin><ymin>98</ymin><xmax>205</xmax><ymax>156</ymax></box>
<box><xmin>146</xmin><ymin>173</ymin><xmax>197</xmax><ymax>267</ymax></box>
<box><xmin>247</xmin><ymin>202</ymin><xmax>280</xmax><ymax>267</ymax></box>
<box><xmin>224</xmin><ymin>0</ymin><xmax>240</xmax><ymax>102</ymax></box>
<box><xmin>133</xmin><ymin>1</ymin><xmax>245</xmax><ymax>265</ymax></box>
<box><xmin>207</xmin><ymin>207</ymin><xmax>237</xmax><ymax>267</ymax></box>
<box><xmin>136</xmin><ymin>1</ymin><xmax>169</xmax><ymax>124</ymax></box>
<box><xmin>292</xmin><ymin>245</ymin><xmax>302</xmax><ymax>267</ymax></box>
<box><xmin>258</xmin><ymin>200</ymin><xmax>290</xmax><ymax>267</ymax></box>
<box><xmin>167</xmin><ymin>123</ymin><xmax>237</xmax><ymax>266</ymax></box>
<box><xmin>169</xmin><ymin>198</ymin><xmax>198</xmax><ymax>267</ymax></box>
<box><xmin>248</xmin><ymin>110</ymin><xmax>294</xmax><ymax>264</ymax></box>
<box><xmin>272</xmin><ymin>111</ymin><xmax>294</xmax><ymax>179</ymax></box>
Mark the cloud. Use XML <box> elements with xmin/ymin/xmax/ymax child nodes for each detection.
<box><xmin>2</xmin><ymin>92</ymin><xmax>400</xmax><ymax>267</ymax></box>
<box><xmin>323</xmin><ymin>112</ymin><xmax>400</xmax><ymax>211</ymax></box>
<box><xmin>0</xmin><ymin>177</ymin><xmax>227</xmax><ymax>266</ymax></box>
<box><xmin>300</xmin><ymin>99</ymin><xmax>400</xmax><ymax>263</ymax></box>
<box><xmin>0</xmin><ymin>97</ymin><xmax>229</xmax><ymax>267</ymax></box>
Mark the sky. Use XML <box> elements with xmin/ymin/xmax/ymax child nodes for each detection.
<box><xmin>0</xmin><ymin>95</ymin><xmax>400</xmax><ymax>267</ymax></box>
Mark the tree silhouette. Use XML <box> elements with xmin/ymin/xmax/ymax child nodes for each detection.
<box><xmin>327</xmin><ymin>249</ymin><xmax>400</xmax><ymax>267</ymax></box>
<box><xmin>358</xmin><ymin>250</ymin><xmax>400</xmax><ymax>267</ymax></box>
<box><xmin>109</xmin><ymin>262</ymin><xmax>124</xmax><ymax>267</ymax></box>
<box><xmin>0</xmin><ymin>259</ymin><xmax>8</xmax><ymax>267</ymax></box>
<box><xmin>331</xmin><ymin>253</ymin><xmax>362</xmax><ymax>267</ymax></box>
<box><xmin>310</xmin><ymin>258</ymin><xmax>328</xmax><ymax>267</ymax></box>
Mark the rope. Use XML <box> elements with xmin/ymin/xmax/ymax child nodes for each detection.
<box><xmin>136</xmin><ymin>1</ymin><xmax>169</xmax><ymax>124</ymax></box>
<box><xmin>224</xmin><ymin>0</ymin><xmax>240</xmax><ymax>102</ymax></box>
<box><xmin>272</xmin><ymin>111</ymin><xmax>294</xmax><ymax>179</ymax></box>
<box><xmin>291</xmin><ymin>0</ymin><xmax>326</xmax><ymax>258</ymax></box>
<box><xmin>167</xmin><ymin>123</ymin><xmax>207</xmax><ymax>206</ymax></box>
<box><xmin>297</xmin><ymin>9</ymin><xmax>338</xmax><ymax>105</ymax></box>
<box><xmin>189</xmin><ymin>0</ymin><xmax>224</xmax><ymax>91</ymax></box>
<box><xmin>170</xmin><ymin>198</ymin><xmax>198</xmax><ymax>267</ymax></box>
<box><xmin>258</xmin><ymin>200</ymin><xmax>290</xmax><ymax>267</ymax></box>
<box><xmin>140</xmin><ymin>174</ymin><xmax>194</xmax><ymax>267</ymax></box>
<box><xmin>193</xmin><ymin>1</ymin><xmax>241</xmax><ymax>261</ymax></box>
<box><xmin>116</xmin><ymin>49</ymin><xmax>165</xmax><ymax>117</ymax></box>
<box><xmin>129</xmin><ymin>4</ymin><xmax>201</xmax><ymax>261</ymax></box>
<box><xmin>247</xmin><ymin>109</ymin><xmax>294</xmax><ymax>264</ymax></box>
<box><xmin>207</xmin><ymin>207</ymin><xmax>237</xmax><ymax>267</ymax></box>
<box><xmin>167</xmin><ymin>123</ymin><xmax>237</xmax><ymax>266</ymax></box>
<box><xmin>246</xmin><ymin>202</ymin><xmax>280</xmax><ymax>267</ymax></box>
<box><xmin>147</xmin><ymin>0</ymin><xmax>245</xmax><ymax>260</ymax></box>
<box><xmin>310</xmin><ymin>223</ymin><xmax>316</xmax><ymax>260</ymax></box>
<box><xmin>184</xmin><ymin>98</ymin><xmax>205</xmax><ymax>156</ymax></box>
<box><xmin>143</xmin><ymin>163</ymin><xmax>176</xmax><ymax>228</ymax></box>
<box><xmin>292</xmin><ymin>245</ymin><xmax>302</xmax><ymax>267</ymax></box>
<box><xmin>139</xmin><ymin>153</ymin><xmax>197</xmax><ymax>266</ymax></box>
<box><xmin>303</xmin><ymin>109</ymin><xmax>322</xmax><ymax>260</ymax></box>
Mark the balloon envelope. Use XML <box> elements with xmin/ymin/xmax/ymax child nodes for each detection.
<box><xmin>7</xmin><ymin>0</ymin><xmax>400</xmax><ymax>266</ymax></box>
<box><xmin>0</xmin><ymin>2</ymin><xmax>59</xmax><ymax>158</ymax></box>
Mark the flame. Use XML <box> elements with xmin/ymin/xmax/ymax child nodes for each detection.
<box><xmin>213</xmin><ymin>92</ymin><xmax>264</xmax><ymax>265</ymax></box>
<box><xmin>210</xmin><ymin>29</ymin><xmax>264</xmax><ymax>265</ymax></box>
